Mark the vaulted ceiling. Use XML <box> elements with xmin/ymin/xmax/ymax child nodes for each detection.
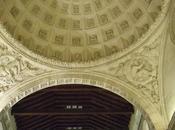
<box><xmin>0</xmin><ymin>0</ymin><xmax>170</xmax><ymax>129</ymax></box>
<box><xmin>11</xmin><ymin>84</ymin><xmax>134</xmax><ymax>130</ymax></box>
<box><xmin>0</xmin><ymin>0</ymin><xmax>163</xmax><ymax>65</ymax></box>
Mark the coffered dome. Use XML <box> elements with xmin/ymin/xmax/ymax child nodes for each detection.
<box><xmin>0</xmin><ymin>0</ymin><xmax>165</xmax><ymax>67</ymax></box>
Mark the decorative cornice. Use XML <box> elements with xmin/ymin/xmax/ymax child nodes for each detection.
<box><xmin>0</xmin><ymin>0</ymin><xmax>171</xmax><ymax>68</ymax></box>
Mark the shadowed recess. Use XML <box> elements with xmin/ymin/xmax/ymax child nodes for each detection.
<box><xmin>12</xmin><ymin>84</ymin><xmax>134</xmax><ymax>130</ymax></box>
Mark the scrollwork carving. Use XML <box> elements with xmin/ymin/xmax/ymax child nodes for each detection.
<box><xmin>108</xmin><ymin>40</ymin><xmax>160</xmax><ymax>104</ymax></box>
<box><xmin>0</xmin><ymin>43</ymin><xmax>46</xmax><ymax>94</ymax></box>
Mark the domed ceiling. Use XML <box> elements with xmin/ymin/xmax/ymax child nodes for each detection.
<box><xmin>0</xmin><ymin>0</ymin><xmax>164</xmax><ymax>67</ymax></box>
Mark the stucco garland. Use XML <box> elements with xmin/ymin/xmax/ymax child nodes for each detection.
<box><xmin>0</xmin><ymin>71</ymin><xmax>166</xmax><ymax>130</ymax></box>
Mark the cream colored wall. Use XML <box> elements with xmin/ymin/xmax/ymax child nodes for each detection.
<box><xmin>129</xmin><ymin>109</ymin><xmax>142</xmax><ymax>130</ymax></box>
<box><xmin>163</xmin><ymin>35</ymin><xmax>175</xmax><ymax>122</ymax></box>
<box><xmin>129</xmin><ymin>109</ymin><xmax>150</xmax><ymax>130</ymax></box>
<box><xmin>0</xmin><ymin>0</ymin><xmax>172</xmax><ymax>129</ymax></box>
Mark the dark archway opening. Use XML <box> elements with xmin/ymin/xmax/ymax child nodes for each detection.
<box><xmin>11</xmin><ymin>84</ymin><xmax>134</xmax><ymax>130</ymax></box>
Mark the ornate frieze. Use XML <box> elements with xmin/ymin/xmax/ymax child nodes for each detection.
<box><xmin>102</xmin><ymin>38</ymin><xmax>161</xmax><ymax>104</ymax></box>
<box><xmin>0</xmin><ymin>43</ymin><xmax>47</xmax><ymax>94</ymax></box>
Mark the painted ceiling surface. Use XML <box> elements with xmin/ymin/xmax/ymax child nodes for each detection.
<box><xmin>0</xmin><ymin>0</ymin><xmax>163</xmax><ymax>67</ymax></box>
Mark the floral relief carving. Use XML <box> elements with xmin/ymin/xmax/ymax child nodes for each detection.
<box><xmin>108</xmin><ymin>40</ymin><xmax>160</xmax><ymax>104</ymax></box>
<box><xmin>124</xmin><ymin>56</ymin><xmax>156</xmax><ymax>85</ymax></box>
<box><xmin>0</xmin><ymin>43</ymin><xmax>46</xmax><ymax>93</ymax></box>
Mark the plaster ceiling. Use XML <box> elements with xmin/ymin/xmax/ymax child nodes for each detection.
<box><xmin>0</xmin><ymin>0</ymin><xmax>163</xmax><ymax>65</ymax></box>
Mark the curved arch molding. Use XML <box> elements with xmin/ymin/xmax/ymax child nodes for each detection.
<box><xmin>0</xmin><ymin>32</ymin><xmax>168</xmax><ymax>130</ymax></box>
<box><xmin>170</xmin><ymin>0</ymin><xmax>175</xmax><ymax>45</ymax></box>
<box><xmin>0</xmin><ymin>3</ymin><xmax>171</xmax><ymax>129</ymax></box>
<box><xmin>0</xmin><ymin>71</ymin><xmax>166</xmax><ymax>130</ymax></box>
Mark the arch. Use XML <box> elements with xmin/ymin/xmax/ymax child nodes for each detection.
<box><xmin>0</xmin><ymin>71</ymin><xmax>166</xmax><ymax>130</ymax></box>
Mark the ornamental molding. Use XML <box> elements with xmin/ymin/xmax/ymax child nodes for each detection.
<box><xmin>0</xmin><ymin>36</ymin><xmax>167</xmax><ymax>130</ymax></box>
<box><xmin>0</xmin><ymin>19</ymin><xmax>166</xmax><ymax>114</ymax></box>
<box><xmin>0</xmin><ymin>0</ymin><xmax>170</xmax><ymax>68</ymax></box>
<box><xmin>0</xmin><ymin>41</ymin><xmax>48</xmax><ymax>95</ymax></box>
<box><xmin>0</xmin><ymin>71</ymin><xmax>166</xmax><ymax>130</ymax></box>
<box><xmin>0</xmin><ymin>1</ymin><xmax>171</xmax><ymax>129</ymax></box>
<box><xmin>169</xmin><ymin>0</ymin><xmax>175</xmax><ymax>45</ymax></box>
<box><xmin>95</xmin><ymin>34</ymin><xmax>163</xmax><ymax>105</ymax></box>
<box><xmin>0</xmin><ymin>36</ymin><xmax>162</xmax><ymax>106</ymax></box>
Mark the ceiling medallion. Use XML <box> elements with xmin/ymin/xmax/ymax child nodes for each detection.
<box><xmin>0</xmin><ymin>0</ymin><xmax>170</xmax><ymax>68</ymax></box>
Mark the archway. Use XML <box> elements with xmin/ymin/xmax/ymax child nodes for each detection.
<box><xmin>11</xmin><ymin>84</ymin><xmax>134</xmax><ymax>130</ymax></box>
<box><xmin>0</xmin><ymin>71</ymin><xmax>166</xmax><ymax>130</ymax></box>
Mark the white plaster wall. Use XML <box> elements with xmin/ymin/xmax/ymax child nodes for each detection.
<box><xmin>163</xmin><ymin>36</ymin><xmax>175</xmax><ymax>122</ymax></box>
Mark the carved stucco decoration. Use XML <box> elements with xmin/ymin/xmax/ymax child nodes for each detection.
<box><xmin>0</xmin><ymin>31</ymin><xmax>168</xmax><ymax>130</ymax></box>
<box><xmin>0</xmin><ymin>0</ymin><xmax>170</xmax><ymax>67</ymax></box>
<box><xmin>0</xmin><ymin>0</ymin><xmax>171</xmax><ymax>129</ymax></box>
<box><xmin>0</xmin><ymin>35</ymin><xmax>161</xmax><ymax>105</ymax></box>
<box><xmin>0</xmin><ymin>43</ymin><xmax>47</xmax><ymax>94</ymax></box>
<box><xmin>99</xmin><ymin>37</ymin><xmax>161</xmax><ymax>104</ymax></box>
<box><xmin>0</xmin><ymin>71</ymin><xmax>164</xmax><ymax>130</ymax></box>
